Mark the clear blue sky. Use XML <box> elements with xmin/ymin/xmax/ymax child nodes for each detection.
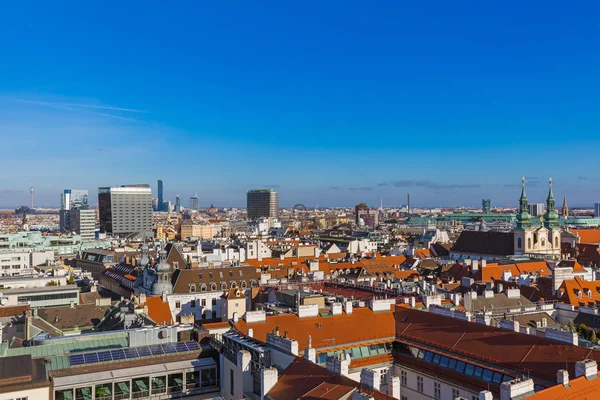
<box><xmin>1</xmin><ymin>1</ymin><xmax>599</xmax><ymax>208</ymax></box>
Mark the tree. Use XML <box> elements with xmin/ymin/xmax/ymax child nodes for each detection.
<box><xmin>590</xmin><ymin>330</ymin><xmax>597</xmax><ymax>344</ymax></box>
<box><xmin>67</xmin><ymin>275</ymin><xmax>75</xmax><ymax>285</ymax></box>
<box><xmin>578</xmin><ymin>323</ymin><xmax>587</xmax><ymax>335</ymax></box>
<box><xmin>47</xmin><ymin>280</ymin><xmax>57</xmax><ymax>286</ymax></box>
<box><xmin>567</xmin><ymin>320</ymin><xmax>575</xmax><ymax>332</ymax></box>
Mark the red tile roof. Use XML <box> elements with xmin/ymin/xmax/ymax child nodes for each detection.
<box><xmin>572</xmin><ymin>229</ymin><xmax>600</xmax><ymax>245</ymax></box>
<box><xmin>145</xmin><ymin>296</ymin><xmax>173</xmax><ymax>325</ymax></box>
<box><xmin>528</xmin><ymin>371</ymin><xmax>600</xmax><ymax>399</ymax></box>
<box><xmin>394</xmin><ymin>307</ymin><xmax>600</xmax><ymax>384</ymax></box>
<box><xmin>235</xmin><ymin>307</ymin><xmax>395</xmax><ymax>351</ymax></box>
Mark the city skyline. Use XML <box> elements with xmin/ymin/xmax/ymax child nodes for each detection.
<box><xmin>1</xmin><ymin>2</ymin><xmax>600</xmax><ymax>207</ymax></box>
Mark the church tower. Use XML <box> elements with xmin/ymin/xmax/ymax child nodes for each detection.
<box><xmin>514</xmin><ymin>177</ymin><xmax>533</xmax><ymax>255</ymax></box>
<box><xmin>543</xmin><ymin>178</ymin><xmax>561</xmax><ymax>258</ymax></box>
<box><xmin>562</xmin><ymin>193</ymin><xmax>569</xmax><ymax>218</ymax></box>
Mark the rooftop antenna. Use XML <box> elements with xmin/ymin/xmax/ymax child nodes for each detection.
<box><xmin>29</xmin><ymin>181</ymin><xmax>34</xmax><ymax>209</ymax></box>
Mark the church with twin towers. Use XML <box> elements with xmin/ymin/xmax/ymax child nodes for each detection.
<box><xmin>513</xmin><ymin>177</ymin><xmax>561</xmax><ymax>259</ymax></box>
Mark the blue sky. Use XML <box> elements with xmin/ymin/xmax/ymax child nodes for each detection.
<box><xmin>1</xmin><ymin>1</ymin><xmax>599</xmax><ymax>208</ymax></box>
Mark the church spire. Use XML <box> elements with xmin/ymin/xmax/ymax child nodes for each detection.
<box><xmin>544</xmin><ymin>178</ymin><xmax>559</xmax><ymax>229</ymax></box>
<box><xmin>562</xmin><ymin>193</ymin><xmax>569</xmax><ymax>218</ymax></box>
<box><xmin>516</xmin><ymin>177</ymin><xmax>531</xmax><ymax>230</ymax></box>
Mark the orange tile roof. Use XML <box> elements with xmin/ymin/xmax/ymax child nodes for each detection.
<box><xmin>202</xmin><ymin>321</ymin><xmax>231</xmax><ymax>330</ymax></box>
<box><xmin>528</xmin><ymin>371</ymin><xmax>600</xmax><ymax>399</ymax></box>
<box><xmin>414</xmin><ymin>249</ymin><xmax>431</xmax><ymax>259</ymax></box>
<box><xmin>145</xmin><ymin>296</ymin><xmax>173</xmax><ymax>325</ymax></box>
<box><xmin>559</xmin><ymin>277</ymin><xmax>600</xmax><ymax>307</ymax></box>
<box><xmin>235</xmin><ymin>307</ymin><xmax>395</xmax><ymax>351</ymax></box>
<box><xmin>573</xmin><ymin>229</ymin><xmax>600</xmax><ymax>245</ymax></box>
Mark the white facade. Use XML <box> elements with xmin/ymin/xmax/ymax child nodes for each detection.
<box><xmin>393</xmin><ymin>364</ymin><xmax>481</xmax><ymax>400</ymax></box>
<box><xmin>167</xmin><ymin>291</ymin><xmax>224</xmax><ymax>322</ymax></box>
<box><xmin>245</xmin><ymin>240</ymin><xmax>272</xmax><ymax>260</ymax></box>
<box><xmin>0</xmin><ymin>252</ymin><xmax>30</xmax><ymax>276</ymax></box>
<box><xmin>0</xmin><ymin>386</ymin><xmax>49</xmax><ymax>400</ymax></box>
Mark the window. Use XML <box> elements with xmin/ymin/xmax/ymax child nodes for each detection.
<box><xmin>186</xmin><ymin>371</ymin><xmax>200</xmax><ymax>390</ymax></box>
<box><xmin>230</xmin><ymin>369</ymin><xmax>234</xmax><ymax>396</ymax></box>
<box><xmin>168</xmin><ymin>373</ymin><xmax>183</xmax><ymax>393</ymax></box>
<box><xmin>400</xmin><ymin>370</ymin><xmax>407</xmax><ymax>387</ymax></box>
<box><xmin>201</xmin><ymin>367</ymin><xmax>218</xmax><ymax>388</ymax></box>
<box><xmin>465</xmin><ymin>364</ymin><xmax>475</xmax><ymax>376</ymax></box>
<box><xmin>380</xmin><ymin>369</ymin><xmax>388</xmax><ymax>385</ymax></box>
<box><xmin>555</xmin><ymin>237</ymin><xmax>559</xmax><ymax>247</ymax></box>
<box><xmin>132</xmin><ymin>376</ymin><xmax>149</xmax><ymax>398</ymax></box>
<box><xmin>452</xmin><ymin>388</ymin><xmax>460</xmax><ymax>398</ymax></box>
<box><xmin>417</xmin><ymin>376</ymin><xmax>423</xmax><ymax>393</ymax></box>
<box><xmin>201</xmin><ymin>298</ymin><xmax>206</xmax><ymax>307</ymax></box>
<box><xmin>114</xmin><ymin>381</ymin><xmax>130</xmax><ymax>400</ymax></box>
<box><xmin>95</xmin><ymin>383</ymin><xmax>112</xmax><ymax>400</ymax></box>
<box><xmin>212</xmin><ymin>298</ymin><xmax>217</xmax><ymax>306</ymax></box>
<box><xmin>518</xmin><ymin>238</ymin><xmax>522</xmax><ymax>248</ymax></box>
<box><xmin>175</xmin><ymin>301</ymin><xmax>181</xmax><ymax>308</ymax></box>
<box><xmin>527</xmin><ymin>237</ymin><xmax>532</xmax><ymax>249</ymax></box>
<box><xmin>55</xmin><ymin>390</ymin><xmax>73</xmax><ymax>400</ymax></box>
<box><xmin>152</xmin><ymin>376</ymin><xmax>166</xmax><ymax>394</ymax></box>
<box><xmin>434</xmin><ymin>382</ymin><xmax>441</xmax><ymax>399</ymax></box>
<box><xmin>401</xmin><ymin>397</ymin><xmax>408</xmax><ymax>400</ymax></box>
<box><xmin>191</xmin><ymin>300</ymin><xmax>196</xmax><ymax>308</ymax></box>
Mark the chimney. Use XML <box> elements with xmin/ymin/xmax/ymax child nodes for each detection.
<box><xmin>24</xmin><ymin>311</ymin><xmax>31</xmax><ymax>341</ymax></box>
<box><xmin>496</xmin><ymin>283</ymin><xmax>504</xmax><ymax>294</ymax></box>
<box><xmin>481</xmin><ymin>259</ymin><xmax>487</xmax><ymax>268</ymax></box>
<box><xmin>330</xmin><ymin>302</ymin><xmax>342</xmax><ymax>316</ymax></box>
<box><xmin>360</xmin><ymin>368</ymin><xmax>381</xmax><ymax>391</ymax></box>
<box><xmin>139</xmin><ymin>293</ymin><xmax>147</xmax><ymax>304</ymax></box>
<box><xmin>344</xmin><ymin>301</ymin><xmax>353</xmax><ymax>315</ymax></box>
<box><xmin>479</xmin><ymin>391</ymin><xmax>493</xmax><ymax>400</ymax></box>
<box><xmin>326</xmin><ymin>356</ymin><xmax>349</xmax><ymax>376</ymax></box>
<box><xmin>260</xmin><ymin>367</ymin><xmax>278</xmax><ymax>399</ymax></box>
<box><xmin>389</xmin><ymin>375</ymin><xmax>400</xmax><ymax>399</ymax></box>
<box><xmin>484</xmin><ymin>290</ymin><xmax>494</xmax><ymax>299</ymax></box>
<box><xmin>575</xmin><ymin>360</ymin><xmax>598</xmax><ymax>379</ymax></box>
<box><xmin>557</xmin><ymin>370</ymin><xmax>569</xmax><ymax>387</ymax></box>
<box><xmin>304</xmin><ymin>335</ymin><xmax>316</xmax><ymax>363</ymax></box>
<box><xmin>472</xmin><ymin>260</ymin><xmax>479</xmax><ymax>272</ymax></box>
<box><xmin>70</xmin><ymin>300</ymin><xmax>75</xmax><ymax>308</ymax></box>
<box><xmin>90</xmin><ymin>284</ymin><xmax>97</xmax><ymax>292</ymax></box>
<box><xmin>409</xmin><ymin>297</ymin><xmax>416</xmax><ymax>308</ymax></box>
<box><xmin>247</xmin><ymin>328</ymin><xmax>253</xmax><ymax>338</ymax></box>
<box><xmin>500</xmin><ymin>378</ymin><xmax>535</xmax><ymax>400</ymax></box>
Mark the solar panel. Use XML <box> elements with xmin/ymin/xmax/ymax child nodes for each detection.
<box><xmin>97</xmin><ymin>351</ymin><xmax>113</xmax><ymax>362</ymax></box>
<box><xmin>162</xmin><ymin>343</ymin><xmax>177</xmax><ymax>354</ymax></box>
<box><xmin>137</xmin><ymin>347</ymin><xmax>152</xmax><ymax>357</ymax></box>
<box><xmin>84</xmin><ymin>353</ymin><xmax>99</xmax><ymax>364</ymax></box>
<box><xmin>186</xmin><ymin>341</ymin><xmax>200</xmax><ymax>351</ymax></box>
<box><xmin>149</xmin><ymin>344</ymin><xmax>164</xmax><ymax>356</ymax></box>
<box><xmin>124</xmin><ymin>348</ymin><xmax>139</xmax><ymax>359</ymax></box>
<box><xmin>67</xmin><ymin>341</ymin><xmax>203</xmax><ymax>368</ymax></box>
<box><xmin>111</xmin><ymin>349</ymin><xmax>126</xmax><ymax>360</ymax></box>
<box><xmin>70</xmin><ymin>354</ymin><xmax>85</xmax><ymax>366</ymax></box>
<box><xmin>175</xmin><ymin>342</ymin><xmax>188</xmax><ymax>352</ymax></box>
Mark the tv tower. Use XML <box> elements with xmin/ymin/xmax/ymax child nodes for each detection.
<box><xmin>29</xmin><ymin>182</ymin><xmax>34</xmax><ymax>209</ymax></box>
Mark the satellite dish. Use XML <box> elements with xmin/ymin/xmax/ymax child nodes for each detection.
<box><xmin>0</xmin><ymin>298</ymin><xmax>7</xmax><ymax>306</ymax></box>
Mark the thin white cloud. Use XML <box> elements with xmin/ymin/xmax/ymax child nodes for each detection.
<box><xmin>11</xmin><ymin>98</ymin><xmax>147</xmax><ymax>113</ymax></box>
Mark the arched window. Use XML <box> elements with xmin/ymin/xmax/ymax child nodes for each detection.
<box><xmin>555</xmin><ymin>237</ymin><xmax>558</xmax><ymax>247</ymax></box>
<box><xmin>541</xmin><ymin>239</ymin><xmax>545</xmax><ymax>247</ymax></box>
<box><xmin>240</xmin><ymin>280</ymin><xmax>247</xmax><ymax>288</ymax></box>
<box><xmin>250</xmin><ymin>280</ymin><xmax>259</xmax><ymax>288</ymax></box>
<box><xmin>200</xmin><ymin>283</ymin><xmax>207</xmax><ymax>292</ymax></box>
<box><xmin>188</xmin><ymin>284</ymin><xmax>196</xmax><ymax>293</ymax></box>
<box><xmin>518</xmin><ymin>238</ymin><xmax>522</xmax><ymax>248</ymax></box>
<box><xmin>210</xmin><ymin>282</ymin><xmax>217</xmax><ymax>291</ymax></box>
<box><xmin>230</xmin><ymin>281</ymin><xmax>237</xmax><ymax>289</ymax></box>
<box><xmin>221</xmin><ymin>282</ymin><xmax>228</xmax><ymax>290</ymax></box>
<box><xmin>527</xmin><ymin>238</ymin><xmax>532</xmax><ymax>249</ymax></box>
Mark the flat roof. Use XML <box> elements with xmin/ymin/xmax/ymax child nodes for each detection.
<box><xmin>3</xmin><ymin>284</ymin><xmax>79</xmax><ymax>294</ymax></box>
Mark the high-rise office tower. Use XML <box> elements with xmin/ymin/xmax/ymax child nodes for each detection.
<box><xmin>481</xmin><ymin>199</ymin><xmax>491</xmax><ymax>214</ymax></box>
<box><xmin>152</xmin><ymin>197</ymin><xmax>159</xmax><ymax>211</ymax></box>
<box><xmin>98</xmin><ymin>184</ymin><xmax>153</xmax><ymax>236</ymax></box>
<box><xmin>175</xmin><ymin>194</ymin><xmax>181</xmax><ymax>212</ymax></box>
<box><xmin>157</xmin><ymin>180</ymin><xmax>164</xmax><ymax>211</ymax></box>
<box><xmin>528</xmin><ymin>203</ymin><xmax>546</xmax><ymax>217</ymax></box>
<box><xmin>247</xmin><ymin>188</ymin><xmax>279</xmax><ymax>220</ymax></box>
<box><xmin>60</xmin><ymin>189</ymin><xmax>94</xmax><ymax>241</ymax></box>
<box><xmin>190</xmin><ymin>193</ymin><xmax>199</xmax><ymax>211</ymax></box>
<box><xmin>594</xmin><ymin>203</ymin><xmax>600</xmax><ymax>218</ymax></box>
<box><xmin>61</xmin><ymin>189</ymin><xmax>89</xmax><ymax>210</ymax></box>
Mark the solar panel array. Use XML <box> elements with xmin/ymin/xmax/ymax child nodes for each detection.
<box><xmin>69</xmin><ymin>341</ymin><xmax>201</xmax><ymax>367</ymax></box>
